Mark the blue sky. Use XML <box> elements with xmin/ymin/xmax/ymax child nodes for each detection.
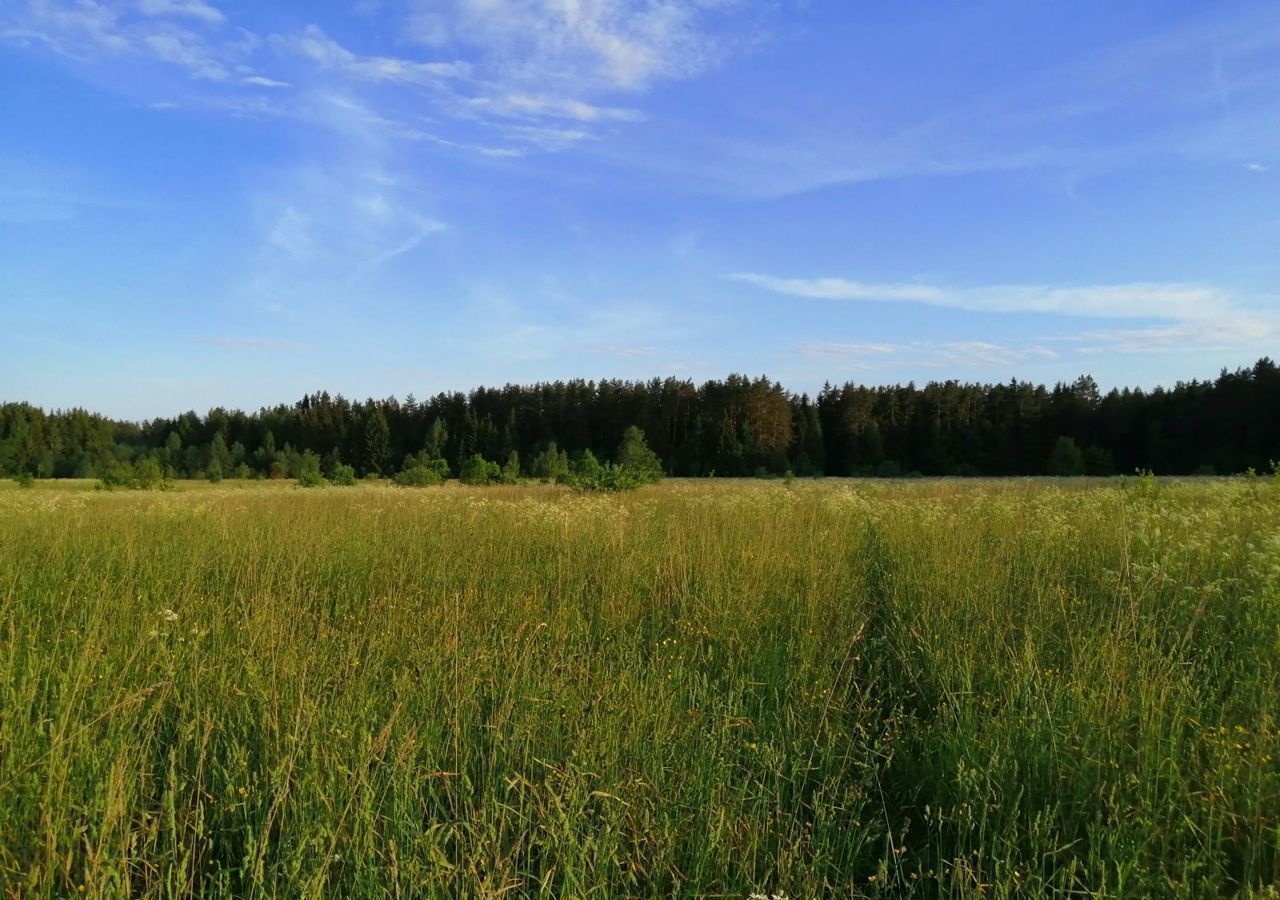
<box><xmin>2</xmin><ymin>0</ymin><xmax>1278</xmax><ymax>419</ymax></box>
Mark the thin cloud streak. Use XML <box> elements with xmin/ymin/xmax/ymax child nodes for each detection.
<box><xmin>136</xmin><ymin>0</ymin><xmax>225</xmax><ymax>25</ymax></box>
<box><xmin>198</xmin><ymin>337</ymin><xmax>318</xmax><ymax>351</ymax></box>
<box><xmin>794</xmin><ymin>339</ymin><xmax>1060</xmax><ymax>371</ymax></box>
<box><xmin>729</xmin><ymin>272</ymin><xmax>1237</xmax><ymax>321</ymax></box>
<box><xmin>750</xmin><ymin>271</ymin><xmax>1280</xmax><ymax>361</ymax></box>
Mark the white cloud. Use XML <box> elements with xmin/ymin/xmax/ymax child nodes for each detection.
<box><xmin>794</xmin><ymin>339</ymin><xmax>1059</xmax><ymax>371</ymax></box>
<box><xmin>730</xmin><ymin>274</ymin><xmax>950</xmax><ymax>305</ymax></box>
<box><xmin>404</xmin><ymin>0</ymin><xmax>752</xmax><ymax>92</ymax></box>
<box><xmin>938</xmin><ymin>341</ymin><xmax>1059</xmax><ymax>367</ymax></box>
<box><xmin>140</xmin><ymin>29</ymin><xmax>228</xmax><ymax>79</ymax></box>
<box><xmin>1068</xmin><ymin>316</ymin><xmax>1280</xmax><ymax>354</ymax></box>
<box><xmin>749</xmin><ymin>271</ymin><xmax>1280</xmax><ymax>360</ymax></box>
<box><xmin>1246</xmin><ymin>162</ymin><xmax>1270</xmax><ymax>172</ymax></box>
<box><xmin>584</xmin><ymin>344</ymin><xmax>662</xmax><ymax>357</ymax></box>
<box><xmin>796</xmin><ymin>342</ymin><xmax>899</xmax><ymax>358</ymax></box>
<box><xmin>267</xmin><ymin>206</ymin><xmax>314</xmax><ymax>260</ymax></box>
<box><xmin>497</xmin><ymin>123</ymin><xmax>594</xmax><ymax>150</ymax></box>
<box><xmin>271</xmin><ymin>24</ymin><xmax>468</xmax><ymax>86</ymax></box>
<box><xmin>468</xmin><ymin>93</ymin><xmax>644</xmax><ymax>123</ymax></box>
<box><xmin>249</xmin><ymin>159</ymin><xmax>447</xmax><ymax>308</ymax></box>
<box><xmin>243</xmin><ymin>74</ymin><xmax>289</xmax><ymax>88</ymax></box>
<box><xmin>263</xmin><ymin>12</ymin><xmax>730</xmax><ymax>149</ymax></box>
<box><xmin>4</xmin><ymin>0</ymin><xmax>262</xmax><ymax>82</ymax></box>
<box><xmin>728</xmin><ymin>273</ymin><xmax>1236</xmax><ymax>321</ymax></box>
<box><xmin>5</xmin><ymin>1</ymin><xmax>767</xmax><ymax>155</ymax></box>
<box><xmin>199</xmin><ymin>337</ymin><xmax>317</xmax><ymax>351</ymax></box>
<box><xmin>136</xmin><ymin>0</ymin><xmax>225</xmax><ymax>26</ymax></box>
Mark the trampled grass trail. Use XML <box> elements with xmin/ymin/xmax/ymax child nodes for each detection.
<box><xmin>0</xmin><ymin>478</ymin><xmax>1277</xmax><ymax>897</ymax></box>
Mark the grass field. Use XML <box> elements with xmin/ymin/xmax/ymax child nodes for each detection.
<box><xmin>1</xmin><ymin>477</ymin><xmax>1278</xmax><ymax>898</ymax></box>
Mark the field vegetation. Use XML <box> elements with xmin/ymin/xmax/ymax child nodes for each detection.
<box><xmin>1</xmin><ymin>477</ymin><xmax>1278</xmax><ymax>897</ymax></box>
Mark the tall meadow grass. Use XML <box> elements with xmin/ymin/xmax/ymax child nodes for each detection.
<box><xmin>0</xmin><ymin>478</ymin><xmax>1277</xmax><ymax>897</ymax></box>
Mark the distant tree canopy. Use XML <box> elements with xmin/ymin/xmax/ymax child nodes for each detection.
<box><xmin>2</xmin><ymin>360</ymin><xmax>1279</xmax><ymax>480</ymax></box>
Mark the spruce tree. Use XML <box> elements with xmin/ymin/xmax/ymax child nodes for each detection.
<box><xmin>363</xmin><ymin>408</ymin><xmax>392</xmax><ymax>476</ymax></box>
<box><xmin>1047</xmin><ymin>436</ymin><xmax>1086</xmax><ymax>476</ymax></box>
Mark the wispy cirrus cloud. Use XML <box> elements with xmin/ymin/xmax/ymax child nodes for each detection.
<box><xmin>609</xmin><ymin>4</ymin><xmax>1280</xmax><ymax>198</ymax></box>
<box><xmin>743</xmin><ymin>271</ymin><xmax>1280</xmax><ymax>359</ymax></box>
<box><xmin>269</xmin><ymin>24</ymin><xmax>469</xmax><ymax>86</ymax></box>
<box><xmin>584</xmin><ymin>344</ymin><xmax>662</xmax><ymax>357</ymax></box>
<box><xmin>728</xmin><ymin>272</ymin><xmax>1237</xmax><ymax>321</ymax></box>
<box><xmin>795</xmin><ymin>340</ymin><xmax>1059</xmax><ymax>371</ymax></box>
<box><xmin>466</xmin><ymin>93</ymin><xmax>644</xmax><ymax>124</ymax></box>
<box><xmin>0</xmin><ymin>155</ymin><xmax>164</xmax><ymax>223</ymax></box>
<box><xmin>253</xmin><ymin>160</ymin><xmax>446</xmax><ymax>292</ymax></box>
<box><xmin>939</xmin><ymin>341</ymin><xmax>1060</xmax><ymax>367</ymax></box>
<box><xmin>198</xmin><ymin>337</ymin><xmax>317</xmax><ymax>351</ymax></box>
<box><xmin>403</xmin><ymin>0</ymin><xmax>759</xmax><ymax>93</ymax></box>
<box><xmin>1069</xmin><ymin>317</ymin><xmax>1280</xmax><ymax>354</ymax></box>
<box><xmin>264</xmin><ymin>2</ymin><xmax>761</xmax><ymax>149</ymax></box>
<box><xmin>136</xmin><ymin>0</ymin><xmax>224</xmax><ymax>26</ymax></box>
<box><xmin>795</xmin><ymin>342</ymin><xmax>898</xmax><ymax>359</ymax></box>
<box><xmin>1</xmin><ymin>0</ymin><xmax>251</xmax><ymax>81</ymax></box>
<box><xmin>3</xmin><ymin>1</ymin><xmax>768</xmax><ymax>154</ymax></box>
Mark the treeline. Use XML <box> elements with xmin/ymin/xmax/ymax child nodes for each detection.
<box><xmin>2</xmin><ymin>359</ymin><xmax>1279</xmax><ymax>480</ymax></box>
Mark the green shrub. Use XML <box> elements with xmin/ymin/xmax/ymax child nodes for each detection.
<box><xmin>206</xmin><ymin>460</ymin><xmax>224</xmax><ymax>484</ymax></box>
<box><xmin>394</xmin><ymin>456</ymin><xmax>447</xmax><ymax>487</ymax></box>
<box><xmin>134</xmin><ymin>457</ymin><xmax>168</xmax><ymax>490</ymax></box>
<box><xmin>401</xmin><ymin>452</ymin><xmax>450</xmax><ymax>478</ymax></box>
<box><xmin>565</xmin><ymin>450</ymin><xmax>605</xmax><ymax>490</ymax></box>
<box><xmin>393</xmin><ymin>465</ymin><xmax>444</xmax><ymax>487</ymax></box>
<box><xmin>500</xmin><ymin>451</ymin><xmax>521</xmax><ymax>484</ymax></box>
<box><xmin>296</xmin><ymin>451</ymin><xmax>327</xmax><ymax>487</ymax></box>
<box><xmin>614</xmin><ymin>426</ymin><xmax>663</xmax><ymax>485</ymax></box>
<box><xmin>97</xmin><ymin>460</ymin><xmax>135</xmax><ymax>491</ymax></box>
<box><xmin>564</xmin><ymin>429</ymin><xmax>665</xmax><ymax>492</ymax></box>
<box><xmin>330</xmin><ymin>464</ymin><xmax>357</xmax><ymax>486</ymax></box>
<box><xmin>96</xmin><ymin>459</ymin><xmax>175</xmax><ymax>491</ymax></box>
<box><xmin>14</xmin><ymin>472</ymin><xmax>34</xmax><ymax>488</ymax></box>
<box><xmin>459</xmin><ymin>454</ymin><xmax>501</xmax><ymax>486</ymax></box>
<box><xmin>531</xmin><ymin>442</ymin><xmax>570</xmax><ymax>483</ymax></box>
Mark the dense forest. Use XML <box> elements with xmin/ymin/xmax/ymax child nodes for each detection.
<box><xmin>2</xmin><ymin>359</ymin><xmax>1278</xmax><ymax>481</ymax></box>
